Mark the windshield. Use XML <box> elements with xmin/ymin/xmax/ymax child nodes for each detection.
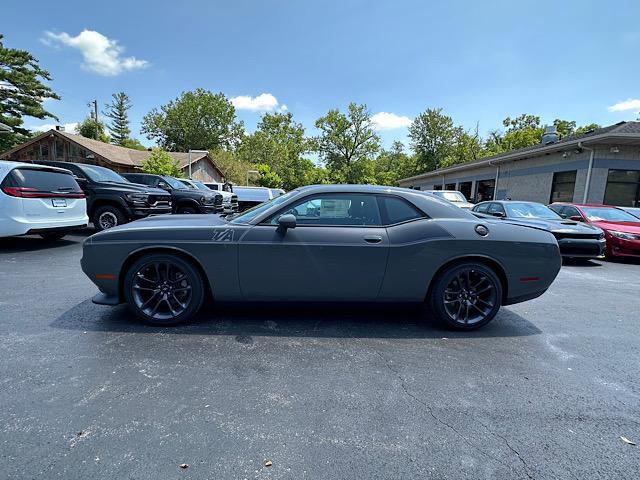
<box><xmin>162</xmin><ymin>176</ymin><xmax>188</xmax><ymax>190</ymax></box>
<box><xmin>229</xmin><ymin>190</ymin><xmax>298</xmax><ymax>224</ymax></box>
<box><xmin>191</xmin><ymin>180</ymin><xmax>210</xmax><ymax>190</ymax></box>
<box><xmin>505</xmin><ymin>202</ymin><xmax>561</xmax><ymax>220</ymax></box>
<box><xmin>581</xmin><ymin>207</ymin><xmax>639</xmax><ymax>222</ymax></box>
<box><xmin>81</xmin><ymin>165</ymin><xmax>129</xmax><ymax>183</ymax></box>
<box><xmin>433</xmin><ymin>191</ymin><xmax>467</xmax><ymax>203</ymax></box>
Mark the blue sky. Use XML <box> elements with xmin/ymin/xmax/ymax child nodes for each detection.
<box><xmin>4</xmin><ymin>0</ymin><xmax>640</xmax><ymax>149</ymax></box>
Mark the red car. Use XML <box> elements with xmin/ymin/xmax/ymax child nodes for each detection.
<box><xmin>549</xmin><ymin>203</ymin><xmax>640</xmax><ymax>258</ymax></box>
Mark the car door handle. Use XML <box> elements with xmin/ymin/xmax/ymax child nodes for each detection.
<box><xmin>363</xmin><ymin>235</ymin><xmax>383</xmax><ymax>244</ymax></box>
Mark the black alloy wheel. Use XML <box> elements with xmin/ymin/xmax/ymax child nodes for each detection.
<box><xmin>430</xmin><ymin>262</ymin><xmax>502</xmax><ymax>330</ymax></box>
<box><xmin>93</xmin><ymin>206</ymin><xmax>126</xmax><ymax>232</ymax></box>
<box><xmin>177</xmin><ymin>206</ymin><xmax>197</xmax><ymax>214</ymax></box>
<box><xmin>124</xmin><ymin>254</ymin><xmax>204</xmax><ymax>326</ymax></box>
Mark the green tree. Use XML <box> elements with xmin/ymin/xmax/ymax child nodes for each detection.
<box><xmin>103</xmin><ymin>92</ymin><xmax>132</xmax><ymax>146</ymax></box>
<box><xmin>237</xmin><ymin>112</ymin><xmax>314</xmax><ymax>189</ymax></box>
<box><xmin>314</xmin><ymin>103</ymin><xmax>380</xmax><ymax>184</ymax></box>
<box><xmin>444</xmin><ymin>126</ymin><xmax>483</xmax><ymax>168</ymax></box>
<box><xmin>120</xmin><ymin>137</ymin><xmax>146</xmax><ymax>150</ymax></box>
<box><xmin>552</xmin><ymin>119</ymin><xmax>577</xmax><ymax>139</ymax></box>
<box><xmin>140</xmin><ymin>148</ymin><xmax>182</xmax><ymax>176</ymax></box>
<box><xmin>141</xmin><ymin>89</ymin><xmax>244</xmax><ymax>152</ymax></box>
<box><xmin>210</xmin><ymin>149</ymin><xmax>253</xmax><ymax>186</ymax></box>
<box><xmin>76</xmin><ymin>117</ymin><xmax>109</xmax><ymax>143</ymax></box>
<box><xmin>373</xmin><ymin>141</ymin><xmax>416</xmax><ymax>185</ymax></box>
<box><xmin>573</xmin><ymin>123</ymin><xmax>601</xmax><ymax>136</ymax></box>
<box><xmin>0</xmin><ymin>34</ymin><xmax>60</xmax><ymax>151</ymax></box>
<box><xmin>254</xmin><ymin>163</ymin><xmax>283</xmax><ymax>188</ymax></box>
<box><xmin>408</xmin><ymin>108</ymin><xmax>457</xmax><ymax>172</ymax></box>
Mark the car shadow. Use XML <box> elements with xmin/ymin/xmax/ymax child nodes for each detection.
<box><xmin>562</xmin><ymin>258</ymin><xmax>603</xmax><ymax>267</ymax></box>
<box><xmin>51</xmin><ymin>300</ymin><xmax>542</xmax><ymax>339</ymax></box>
<box><xmin>0</xmin><ymin>230</ymin><xmax>91</xmax><ymax>253</ymax></box>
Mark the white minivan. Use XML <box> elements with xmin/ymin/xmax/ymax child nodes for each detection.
<box><xmin>0</xmin><ymin>161</ymin><xmax>88</xmax><ymax>240</ymax></box>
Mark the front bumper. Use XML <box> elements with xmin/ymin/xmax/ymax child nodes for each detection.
<box><xmin>125</xmin><ymin>205</ymin><xmax>173</xmax><ymax>219</ymax></box>
<box><xmin>198</xmin><ymin>204</ymin><xmax>224</xmax><ymax>214</ymax></box>
<box><xmin>557</xmin><ymin>238</ymin><xmax>606</xmax><ymax>259</ymax></box>
<box><xmin>607</xmin><ymin>236</ymin><xmax>640</xmax><ymax>258</ymax></box>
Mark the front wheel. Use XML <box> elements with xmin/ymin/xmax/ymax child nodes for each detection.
<box><xmin>93</xmin><ymin>205</ymin><xmax>126</xmax><ymax>231</ymax></box>
<box><xmin>429</xmin><ymin>262</ymin><xmax>502</xmax><ymax>330</ymax></box>
<box><xmin>123</xmin><ymin>254</ymin><xmax>205</xmax><ymax>326</ymax></box>
<box><xmin>177</xmin><ymin>205</ymin><xmax>198</xmax><ymax>214</ymax></box>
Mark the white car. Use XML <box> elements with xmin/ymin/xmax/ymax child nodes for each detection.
<box><xmin>0</xmin><ymin>161</ymin><xmax>88</xmax><ymax>240</ymax></box>
<box><xmin>423</xmin><ymin>190</ymin><xmax>475</xmax><ymax>209</ymax></box>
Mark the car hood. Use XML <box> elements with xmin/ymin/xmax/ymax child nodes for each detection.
<box><xmin>502</xmin><ymin>217</ymin><xmax>602</xmax><ymax>233</ymax></box>
<box><xmin>100</xmin><ymin>182</ymin><xmax>169</xmax><ymax>196</ymax></box>
<box><xmin>175</xmin><ymin>189</ymin><xmax>219</xmax><ymax>200</ymax></box>
<box><xmin>589</xmin><ymin>220</ymin><xmax>640</xmax><ymax>234</ymax></box>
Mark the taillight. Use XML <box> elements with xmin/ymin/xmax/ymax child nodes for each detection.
<box><xmin>1</xmin><ymin>186</ymin><xmax>85</xmax><ymax>199</ymax></box>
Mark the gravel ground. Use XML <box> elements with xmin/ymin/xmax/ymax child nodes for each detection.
<box><xmin>1</xmin><ymin>231</ymin><xmax>639</xmax><ymax>479</ymax></box>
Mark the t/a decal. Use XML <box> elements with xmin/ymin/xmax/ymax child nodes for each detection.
<box><xmin>212</xmin><ymin>228</ymin><xmax>234</xmax><ymax>242</ymax></box>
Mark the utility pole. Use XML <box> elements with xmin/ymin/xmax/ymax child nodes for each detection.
<box><xmin>88</xmin><ymin>100</ymin><xmax>99</xmax><ymax>139</ymax></box>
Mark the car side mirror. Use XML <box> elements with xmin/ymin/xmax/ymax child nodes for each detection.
<box><xmin>277</xmin><ymin>214</ymin><xmax>296</xmax><ymax>232</ymax></box>
<box><xmin>491</xmin><ymin>211</ymin><xmax>505</xmax><ymax>218</ymax></box>
<box><xmin>158</xmin><ymin>183</ymin><xmax>171</xmax><ymax>191</ymax></box>
<box><xmin>569</xmin><ymin>215</ymin><xmax>583</xmax><ymax>222</ymax></box>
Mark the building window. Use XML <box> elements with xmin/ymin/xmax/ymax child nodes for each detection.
<box><xmin>433</xmin><ymin>184</ymin><xmax>442</xmax><ymax>190</ymax></box>
<box><xmin>69</xmin><ymin>143</ymin><xmax>80</xmax><ymax>159</ymax></box>
<box><xmin>475</xmin><ymin>179</ymin><xmax>495</xmax><ymax>202</ymax></box>
<box><xmin>458</xmin><ymin>181</ymin><xmax>472</xmax><ymax>200</ymax></box>
<box><xmin>55</xmin><ymin>139</ymin><xmax>64</xmax><ymax>160</ymax></box>
<box><xmin>550</xmin><ymin>170</ymin><xmax>577</xmax><ymax>203</ymax></box>
<box><xmin>445</xmin><ymin>183</ymin><xmax>456</xmax><ymax>190</ymax></box>
<box><xmin>604</xmin><ymin>169</ymin><xmax>640</xmax><ymax>207</ymax></box>
<box><xmin>39</xmin><ymin>143</ymin><xmax>49</xmax><ymax>159</ymax></box>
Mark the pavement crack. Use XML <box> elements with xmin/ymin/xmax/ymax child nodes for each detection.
<box><xmin>370</xmin><ymin>348</ymin><xmax>522</xmax><ymax>476</ymax></box>
<box><xmin>475</xmin><ymin>419</ymin><xmax>535</xmax><ymax>480</ymax></box>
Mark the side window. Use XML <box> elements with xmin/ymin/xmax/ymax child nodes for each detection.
<box><xmin>379</xmin><ymin>196</ymin><xmax>424</xmax><ymax>225</ymax></box>
<box><xmin>475</xmin><ymin>203</ymin><xmax>489</xmax><ymax>213</ymax></box>
<box><xmin>271</xmin><ymin>194</ymin><xmax>381</xmax><ymax>226</ymax></box>
<box><xmin>562</xmin><ymin>206</ymin><xmax>581</xmax><ymax>218</ymax></box>
<box><xmin>488</xmin><ymin>203</ymin><xmax>505</xmax><ymax>215</ymax></box>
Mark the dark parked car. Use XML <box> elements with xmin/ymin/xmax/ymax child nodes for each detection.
<box><xmin>122</xmin><ymin>173</ymin><xmax>223</xmax><ymax>214</ymax></box>
<box><xmin>82</xmin><ymin>185</ymin><xmax>561</xmax><ymax>330</ymax></box>
<box><xmin>29</xmin><ymin>161</ymin><xmax>172</xmax><ymax>231</ymax></box>
<box><xmin>181</xmin><ymin>178</ymin><xmax>238</xmax><ymax>214</ymax></box>
<box><xmin>549</xmin><ymin>203</ymin><xmax>640</xmax><ymax>259</ymax></box>
<box><xmin>472</xmin><ymin>200</ymin><xmax>605</xmax><ymax>260</ymax></box>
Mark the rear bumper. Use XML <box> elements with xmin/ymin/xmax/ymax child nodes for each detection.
<box><xmin>557</xmin><ymin>238</ymin><xmax>606</xmax><ymax>258</ymax></box>
<box><xmin>1</xmin><ymin>215</ymin><xmax>89</xmax><ymax>237</ymax></box>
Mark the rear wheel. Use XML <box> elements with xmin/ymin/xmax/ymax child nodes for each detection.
<box><xmin>429</xmin><ymin>262</ymin><xmax>502</xmax><ymax>330</ymax></box>
<box><xmin>123</xmin><ymin>253</ymin><xmax>204</xmax><ymax>326</ymax></box>
<box><xmin>93</xmin><ymin>205</ymin><xmax>126</xmax><ymax>231</ymax></box>
<box><xmin>39</xmin><ymin>231</ymin><xmax>67</xmax><ymax>241</ymax></box>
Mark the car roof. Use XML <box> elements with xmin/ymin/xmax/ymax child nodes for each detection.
<box><xmin>551</xmin><ymin>202</ymin><xmax>615</xmax><ymax>208</ymax></box>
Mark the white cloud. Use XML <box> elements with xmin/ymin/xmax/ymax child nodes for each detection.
<box><xmin>231</xmin><ymin>93</ymin><xmax>281</xmax><ymax>112</ymax></box>
<box><xmin>29</xmin><ymin>122</ymin><xmax>78</xmax><ymax>133</ymax></box>
<box><xmin>42</xmin><ymin>30</ymin><xmax>149</xmax><ymax>76</ymax></box>
<box><xmin>371</xmin><ymin>112</ymin><xmax>412</xmax><ymax>131</ymax></box>
<box><xmin>607</xmin><ymin>98</ymin><xmax>640</xmax><ymax>112</ymax></box>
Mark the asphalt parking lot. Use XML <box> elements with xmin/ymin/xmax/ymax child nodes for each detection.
<box><xmin>1</xmin><ymin>231</ymin><xmax>639</xmax><ymax>479</ymax></box>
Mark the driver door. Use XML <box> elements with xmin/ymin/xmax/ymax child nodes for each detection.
<box><xmin>238</xmin><ymin>193</ymin><xmax>389</xmax><ymax>301</ymax></box>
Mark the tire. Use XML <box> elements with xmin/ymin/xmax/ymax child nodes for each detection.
<box><xmin>123</xmin><ymin>253</ymin><xmax>205</xmax><ymax>326</ymax></box>
<box><xmin>93</xmin><ymin>205</ymin><xmax>126</xmax><ymax>231</ymax></box>
<box><xmin>177</xmin><ymin>205</ymin><xmax>198</xmax><ymax>214</ymax></box>
<box><xmin>39</xmin><ymin>232</ymin><xmax>67</xmax><ymax>241</ymax></box>
<box><xmin>429</xmin><ymin>262</ymin><xmax>502</xmax><ymax>330</ymax></box>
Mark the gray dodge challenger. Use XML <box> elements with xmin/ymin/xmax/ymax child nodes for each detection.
<box><xmin>81</xmin><ymin>185</ymin><xmax>562</xmax><ymax>330</ymax></box>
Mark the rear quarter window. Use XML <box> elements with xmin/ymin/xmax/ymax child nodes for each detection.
<box><xmin>379</xmin><ymin>196</ymin><xmax>425</xmax><ymax>225</ymax></box>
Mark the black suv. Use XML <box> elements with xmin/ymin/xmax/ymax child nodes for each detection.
<box><xmin>29</xmin><ymin>161</ymin><xmax>172</xmax><ymax>231</ymax></box>
<box><xmin>122</xmin><ymin>173</ymin><xmax>223</xmax><ymax>214</ymax></box>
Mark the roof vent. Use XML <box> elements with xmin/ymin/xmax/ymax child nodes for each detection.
<box><xmin>55</xmin><ymin>125</ymin><xmax>65</xmax><ymax>132</ymax></box>
<box><xmin>541</xmin><ymin>125</ymin><xmax>559</xmax><ymax>145</ymax></box>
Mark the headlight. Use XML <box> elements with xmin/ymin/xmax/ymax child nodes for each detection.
<box><xmin>126</xmin><ymin>193</ymin><xmax>149</xmax><ymax>203</ymax></box>
<box><xmin>609</xmin><ymin>230</ymin><xmax>636</xmax><ymax>240</ymax></box>
<box><xmin>598</xmin><ymin>232</ymin><xmax>605</xmax><ymax>240</ymax></box>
